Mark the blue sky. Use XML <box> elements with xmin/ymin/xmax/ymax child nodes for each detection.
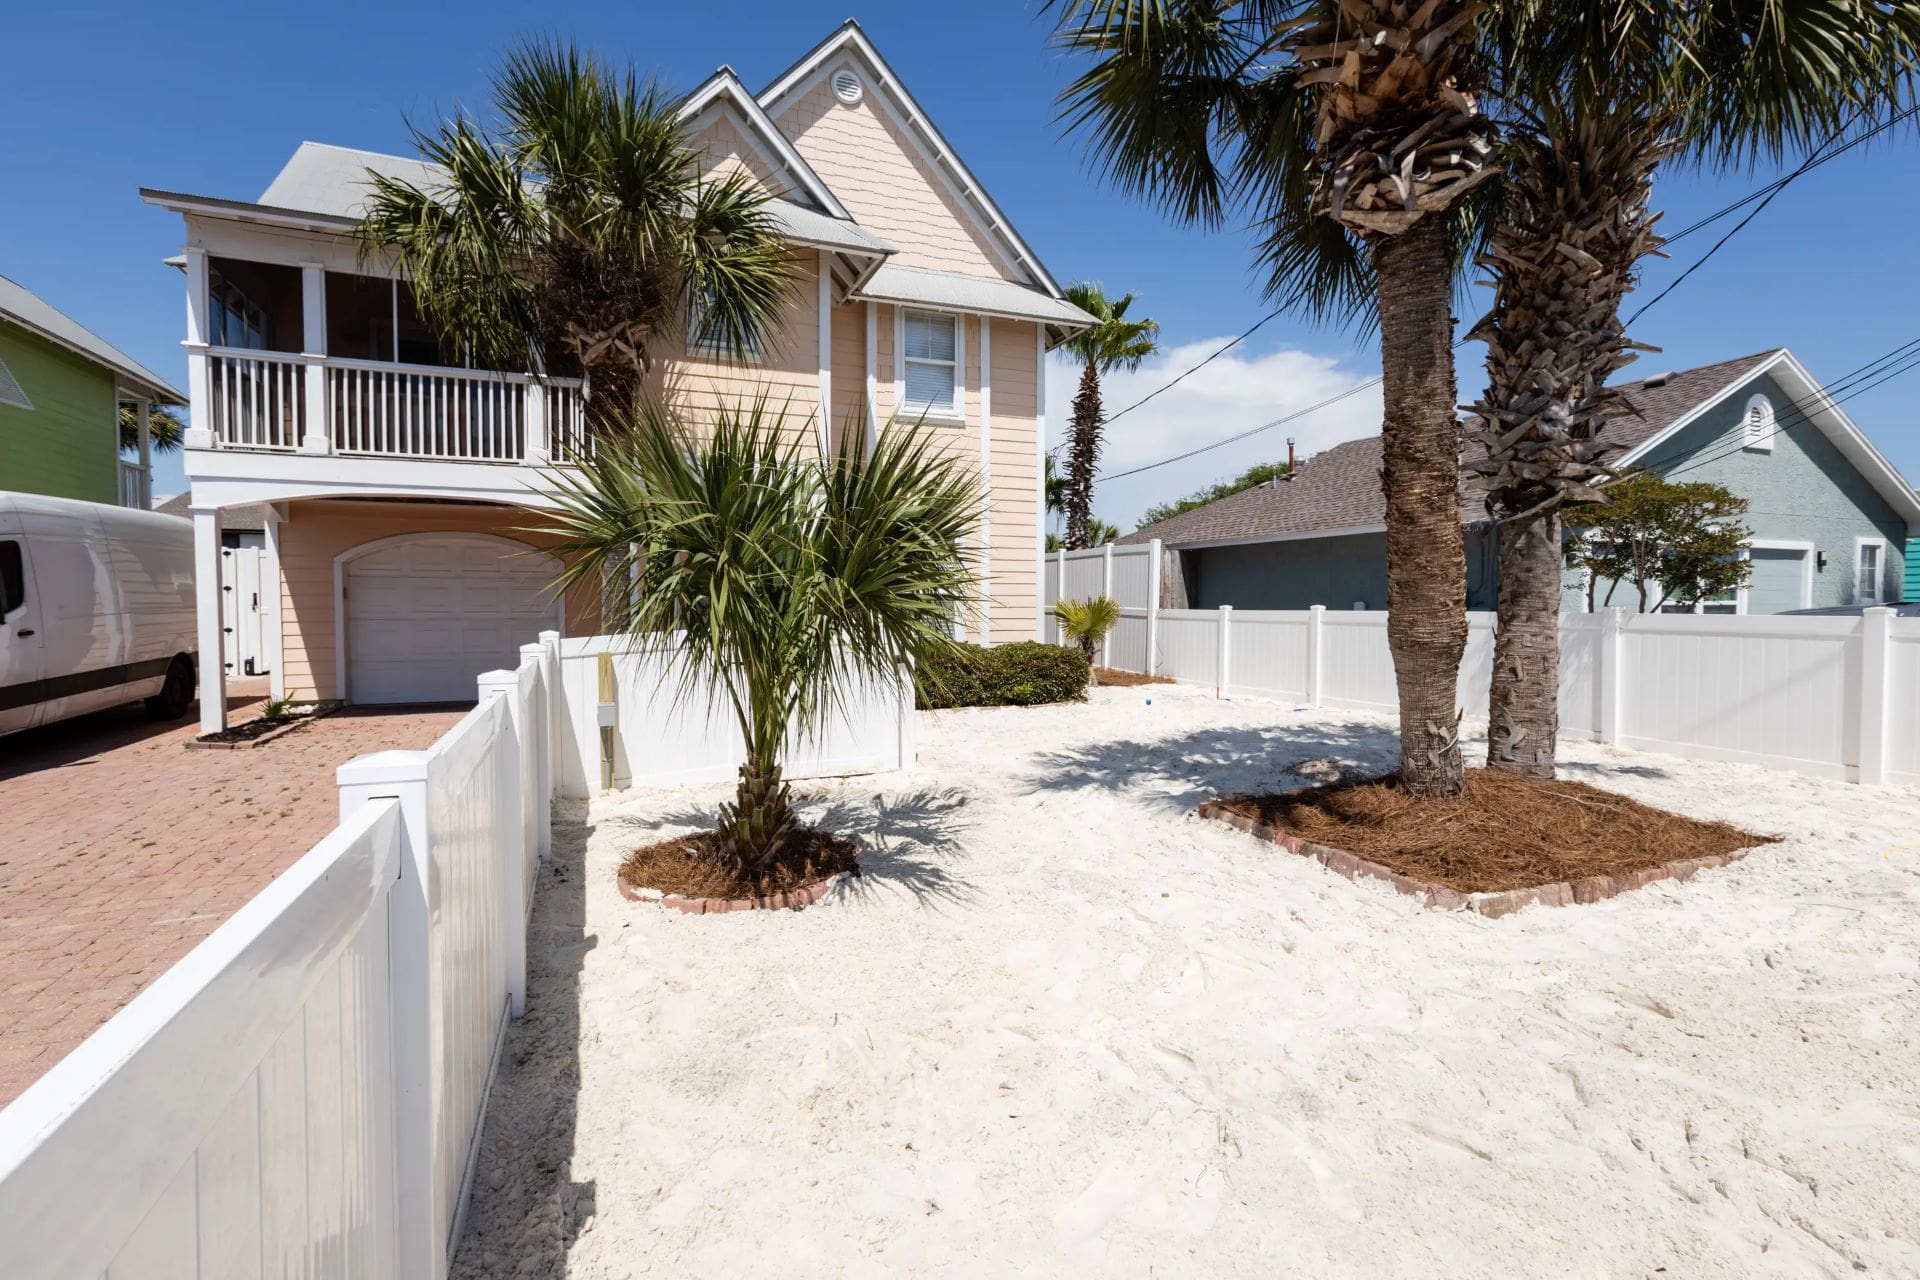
<box><xmin>5</xmin><ymin>1</ymin><xmax>1917</xmax><ymax>527</ymax></box>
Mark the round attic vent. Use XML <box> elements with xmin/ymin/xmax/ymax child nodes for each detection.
<box><xmin>831</xmin><ymin>68</ymin><xmax>863</xmax><ymax>105</ymax></box>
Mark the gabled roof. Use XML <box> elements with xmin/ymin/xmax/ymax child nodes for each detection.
<box><xmin>757</xmin><ymin>19</ymin><xmax>1068</xmax><ymax>302</ymax></box>
<box><xmin>1122</xmin><ymin>348</ymin><xmax>1920</xmax><ymax>548</ymax></box>
<box><xmin>853</xmin><ymin>262</ymin><xmax>1092</xmax><ymax>328</ymax></box>
<box><xmin>146</xmin><ymin>138</ymin><xmax>893</xmax><ymax>263</ymax></box>
<box><xmin>0</xmin><ymin>274</ymin><xmax>184</xmax><ymax>404</ymax></box>
<box><xmin>677</xmin><ymin>69</ymin><xmax>848</xmax><ymax>218</ymax></box>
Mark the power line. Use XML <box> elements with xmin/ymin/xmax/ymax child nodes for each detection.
<box><xmin>1089</xmin><ymin>116</ymin><xmax>1910</xmax><ymax>485</ymax></box>
<box><xmin>1102</xmin><ymin>306</ymin><xmax>1286</xmax><ymax>426</ymax></box>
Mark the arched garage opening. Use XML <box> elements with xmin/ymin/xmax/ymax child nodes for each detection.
<box><xmin>336</xmin><ymin>532</ymin><xmax>562</xmax><ymax>705</ymax></box>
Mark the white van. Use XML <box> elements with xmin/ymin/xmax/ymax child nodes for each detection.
<box><xmin>0</xmin><ymin>493</ymin><xmax>197</xmax><ymax>737</ymax></box>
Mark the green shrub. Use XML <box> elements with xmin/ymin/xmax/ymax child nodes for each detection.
<box><xmin>916</xmin><ymin>641</ymin><xmax>1090</xmax><ymax>709</ymax></box>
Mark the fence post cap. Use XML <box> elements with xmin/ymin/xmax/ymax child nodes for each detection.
<box><xmin>476</xmin><ymin>668</ymin><xmax>517</xmax><ymax>692</ymax></box>
<box><xmin>518</xmin><ymin>642</ymin><xmax>548</xmax><ymax>658</ymax></box>
<box><xmin>337</xmin><ymin>749</ymin><xmax>430</xmax><ymax>787</ymax></box>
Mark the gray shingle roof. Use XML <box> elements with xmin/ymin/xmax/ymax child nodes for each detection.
<box><xmin>1121</xmin><ymin>350</ymin><xmax>1781</xmax><ymax>547</ymax></box>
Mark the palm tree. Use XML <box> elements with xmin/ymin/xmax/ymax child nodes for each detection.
<box><xmin>1044</xmin><ymin>453</ymin><xmax>1069</xmax><ymax>539</ymax></box>
<box><xmin>1470</xmin><ymin>1</ymin><xmax>1920</xmax><ymax>779</ymax></box>
<box><xmin>1050</xmin><ymin>0</ymin><xmax>1499</xmax><ymax>796</ymax></box>
<box><xmin>1060</xmin><ymin>283</ymin><xmax>1158</xmax><ymax>549</ymax></box>
<box><xmin>360</xmin><ymin>41</ymin><xmax>796</xmax><ymax>435</ymax></box>
<box><xmin>1055</xmin><ymin>594</ymin><xmax>1122</xmax><ymax>674</ymax></box>
<box><xmin>537</xmin><ymin>402</ymin><xmax>977</xmax><ymax>880</ymax></box>
<box><xmin>117</xmin><ymin>404</ymin><xmax>185</xmax><ymax>454</ymax></box>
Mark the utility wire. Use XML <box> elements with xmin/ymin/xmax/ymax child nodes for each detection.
<box><xmin>1089</xmin><ymin>116</ymin><xmax>1909</xmax><ymax>484</ymax></box>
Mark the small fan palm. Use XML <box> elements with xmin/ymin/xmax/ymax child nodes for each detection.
<box><xmin>1060</xmin><ymin>283</ymin><xmax>1158</xmax><ymax>550</ymax></box>
<box><xmin>359</xmin><ymin>40</ymin><xmax>796</xmax><ymax>434</ymax></box>
<box><xmin>1055</xmin><ymin>594</ymin><xmax>1122</xmax><ymax>671</ymax></box>
<box><xmin>537</xmin><ymin>401</ymin><xmax>978</xmax><ymax>878</ymax></box>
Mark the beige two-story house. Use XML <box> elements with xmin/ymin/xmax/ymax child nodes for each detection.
<box><xmin>143</xmin><ymin>20</ymin><xmax>1091</xmax><ymax>733</ymax></box>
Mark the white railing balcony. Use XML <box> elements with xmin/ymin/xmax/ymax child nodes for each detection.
<box><xmin>202</xmin><ymin>348</ymin><xmax>586</xmax><ymax>466</ymax></box>
<box><xmin>117</xmin><ymin>460</ymin><xmax>151</xmax><ymax>509</ymax></box>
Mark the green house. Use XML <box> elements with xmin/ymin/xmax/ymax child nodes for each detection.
<box><xmin>0</xmin><ymin>273</ymin><xmax>184</xmax><ymax>507</ymax></box>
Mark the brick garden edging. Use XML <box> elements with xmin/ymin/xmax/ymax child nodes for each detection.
<box><xmin>1194</xmin><ymin>799</ymin><xmax>1746</xmax><ymax>918</ymax></box>
<box><xmin>616</xmin><ymin>869</ymin><xmax>854</xmax><ymax>915</ymax></box>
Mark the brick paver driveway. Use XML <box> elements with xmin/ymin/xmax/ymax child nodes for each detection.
<box><xmin>0</xmin><ymin>695</ymin><xmax>463</xmax><ymax>1106</ymax></box>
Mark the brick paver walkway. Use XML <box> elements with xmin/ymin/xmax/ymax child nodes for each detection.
<box><xmin>0</xmin><ymin>696</ymin><xmax>463</xmax><ymax>1106</ymax></box>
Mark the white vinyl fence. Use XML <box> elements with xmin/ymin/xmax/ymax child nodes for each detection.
<box><xmin>0</xmin><ymin>636</ymin><xmax>560</xmax><ymax>1280</ymax></box>
<box><xmin>1059</xmin><ymin>547</ymin><xmax>1919</xmax><ymax>787</ymax></box>
<box><xmin>0</xmin><ymin>624</ymin><xmax>917</xmax><ymax>1279</ymax></box>
<box><xmin>554</xmin><ymin>635</ymin><xmax>916</xmax><ymax>796</ymax></box>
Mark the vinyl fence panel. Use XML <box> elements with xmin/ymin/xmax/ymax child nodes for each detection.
<box><xmin>554</xmin><ymin>636</ymin><xmax>914</xmax><ymax>797</ymax></box>
<box><xmin>1226</xmin><ymin>611</ymin><xmax>1313</xmax><ymax>702</ymax></box>
<box><xmin>1108</xmin><ymin>610</ymin><xmax>1150</xmax><ymax>672</ymax></box>
<box><xmin>1319</xmin><ymin>612</ymin><xmax>1397</xmax><ymax>713</ymax></box>
<box><xmin>0</xmin><ymin>800</ymin><xmax>406</xmax><ymax>1280</ymax></box>
<box><xmin>1153</xmin><ymin>609</ymin><xmax>1220</xmax><ymax>687</ymax></box>
<box><xmin>1888</xmin><ymin>621</ymin><xmax>1920</xmax><ymax>785</ymax></box>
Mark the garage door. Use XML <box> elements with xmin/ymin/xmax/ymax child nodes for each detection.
<box><xmin>345</xmin><ymin>535</ymin><xmax>560</xmax><ymax>705</ymax></box>
<box><xmin>1747</xmin><ymin>547</ymin><xmax>1810</xmax><ymax>615</ymax></box>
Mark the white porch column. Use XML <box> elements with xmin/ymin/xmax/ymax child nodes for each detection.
<box><xmin>192</xmin><ymin>506</ymin><xmax>226</xmax><ymax>734</ymax></box>
<box><xmin>135</xmin><ymin>400</ymin><xmax>152</xmax><ymax>502</ymax></box>
<box><xmin>523</xmin><ymin>379</ymin><xmax>550</xmax><ymax>466</ymax></box>
<box><xmin>262</xmin><ymin>506</ymin><xmax>286</xmax><ymax>701</ymax></box>
<box><xmin>299</xmin><ymin>263</ymin><xmax>330</xmax><ymax>454</ymax></box>
<box><xmin>977</xmin><ymin>316</ymin><xmax>992</xmax><ymax>644</ymax></box>
<box><xmin>182</xmin><ymin>248</ymin><xmax>213</xmax><ymax>449</ymax></box>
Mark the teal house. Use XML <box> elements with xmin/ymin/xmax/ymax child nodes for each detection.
<box><xmin>0</xmin><ymin>273</ymin><xmax>184</xmax><ymax>508</ymax></box>
<box><xmin>1125</xmin><ymin>349</ymin><xmax>1917</xmax><ymax>614</ymax></box>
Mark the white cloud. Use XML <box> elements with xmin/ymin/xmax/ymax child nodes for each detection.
<box><xmin>1045</xmin><ymin>338</ymin><xmax>1384</xmax><ymax>532</ymax></box>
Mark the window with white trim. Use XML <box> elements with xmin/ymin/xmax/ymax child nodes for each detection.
<box><xmin>902</xmin><ymin>310</ymin><xmax>958</xmax><ymax>417</ymax></box>
<box><xmin>1857</xmin><ymin>539</ymin><xmax>1886</xmax><ymax>605</ymax></box>
<box><xmin>688</xmin><ymin>282</ymin><xmax>762</xmax><ymax>359</ymax></box>
<box><xmin>0</xmin><ymin>354</ymin><xmax>31</xmax><ymax>410</ymax></box>
<box><xmin>1743</xmin><ymin>393</ymin><xmax>1775</xmax><ymax>451</ymax></box>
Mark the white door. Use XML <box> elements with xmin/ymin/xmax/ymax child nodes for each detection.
<box><xmin>345</xmin><ymin>534</ymin><xmax>559</xmax><ymax>705</ymax></box>
<box><xmin>220</xmin><ymin>534</ymin><xmax>268</xmax><ymax>678</ymax></box>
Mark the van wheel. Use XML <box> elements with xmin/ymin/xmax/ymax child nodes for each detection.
<box><xmin>146</xmin><ymin>656</ymin><xmax>196</xmax><ymax>721</ymax></box>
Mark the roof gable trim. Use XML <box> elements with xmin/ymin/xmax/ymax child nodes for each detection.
<box><xmin>757</xmin><ymin>22</ymin><xmax>1065</xmax><ymax>300</ymax></box>
<box><xmin>678</xmin><ymin>71</ymin><xmax>849</xmax><ymax>219</ymax></box>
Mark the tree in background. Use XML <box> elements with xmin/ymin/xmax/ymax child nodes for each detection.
<box><xmin>1140</xmin><ymin>460</ymin><xmax>1292</xmax><ymax>528</ymax></box>
<box><xmin>1060</xmin><ymin>283</ymin><xmax>1158</xmax><ymax>549</ymax></box>
<box><xmin>1048</xmin><ymin>517</ymin><xmax>1119</xmax><ymax>552</ymax></box>
<box><xmin>1044</xmin><ymin>454</ymin><xmax>1069</xmax><ymax>540</ymax></box>
<box><xmin>1050</xmin><ymin>0</ymin><xmax>1500</xmax><ymax>796</ymax></box>
<box><xmin>118</xmin><ymin>404</ymin><xmax>185</xmax><ymax>455</ymax></box>
<box><xmin>1470</xmin><ymin>1</ymin><xmax>1920</xmax><ymax>779</ymax></box>
<box><xmin>539</xmin><ymin>403</ymin><xmax>977</xmax><ymax>881</ymax></box>
<box><xmin>1565</xmin><ymin>474</ymin><xmax>1751</xmax><ymax>614</ymax></box>
<box><xmin>360</xmin><ymin>41</ymin><xmax>795</xmax><ymax>436</ymax></box>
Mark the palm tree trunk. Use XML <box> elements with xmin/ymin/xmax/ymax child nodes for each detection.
<box><xmin>1487</xmin><ymin>512</ymin><xmax>1561</xmax><ymax>778</ymax></box>
<box><xmin>718</xmin><ymin>753</ymin><xmax>798</xmax><ymax>882</ymax></box>
<box><xmin>1064</xmin><ymin>364</ymin><xmax>1102</xmax><ymax>550</ymax></box>
<box><xmin>1373</xmin><ymin>216</ymin><xmax>1468</xmax><ymax>798</ymax></box>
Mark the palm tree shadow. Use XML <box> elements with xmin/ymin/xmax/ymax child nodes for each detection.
<box><xmin>449</xmin><ymin>804</ymin><xmax>596</xmax><ymax>1277</ymax></box>
<box><xmin>623</xmin><ymin>786</ymin><xmax>977</xmax><ymax>906</ymax></box>
<box><xmin>1023</xmin><ymin>719</ymin><xmax>1403</xmax><ymax>812</ymax></box>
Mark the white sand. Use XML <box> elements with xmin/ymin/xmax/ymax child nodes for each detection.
<box><xmin>454</xmin><ymin>684</ymin><xmax>1920</xmax><ymax>1278</ymax></box>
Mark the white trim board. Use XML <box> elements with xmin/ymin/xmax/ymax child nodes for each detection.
<box><xmin>677</xmin><ymin>70</ymin><xmax>848</xmax><ymax>219</ymax></box>
<box><xmin>1855</xmin><ymin>535</ymin><xmax>1890</xmax><ymax>605</ymax></box>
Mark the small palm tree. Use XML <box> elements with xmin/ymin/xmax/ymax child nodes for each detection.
<box><xmin>118</xmin><ymin>404</ymin><xmax>185</xmax><ymax>454</ymax></box>
<box><xmin>538</xmin><ymin>401</ymin><xmax>977</xmax><ymax>879</ymax></box>
<box><xmin>1055</xmin><ymin>594</ymin><xmax>1121</xmax><ymax>673</ymax></box>
<box><xmin>360</xmin><ymin>41</ymin><xmax>796</xmax><ymax>432</ymax></box>
<box><xmin>1060</xmin><ymin>283</ymin><xmax>1158</xmax><ymax>550</ymax></box>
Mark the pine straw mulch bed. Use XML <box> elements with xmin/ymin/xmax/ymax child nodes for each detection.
<box><xmin>1092</xmin><ymin>667</ymin><xmax>1175</xmax><ymax>688</ymax></box>
<box><xmin>1201</xmin><ymin>769</ymin><xmax>1774</xmax><ymax>916</ymax></box>
<box><xmin>617</xmin><ymin>829</ymin><xmax>860</xmax><ymax>913</ymax></box>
